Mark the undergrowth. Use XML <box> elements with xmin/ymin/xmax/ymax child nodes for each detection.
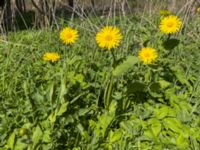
<box><xmin>0</xmin><ymin>14</ymin><xmax>200</xmax><ymax>150</ymax></box>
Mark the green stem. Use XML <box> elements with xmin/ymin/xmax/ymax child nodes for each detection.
<box><xmin>111</xmin><ymin>50</ymin><xmax>116</xmax><ymax>65</ymax></box>
<box><xmin>104</xmin><ymin>75</ymin><xmax>114</xmax><ymax>109</ymax></box>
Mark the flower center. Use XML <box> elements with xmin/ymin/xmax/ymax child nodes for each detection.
<box><xmin>144</xmin><ymin>53</ymin><xmax>150</xmax><ymax>58</ymax></box>
<box><xmin>66</xmin><ymin>33</ymin><xmax>73</xmax><ymax>39</ymax></box>
<box><xmin>105</xmin><ymin>35</ymin><xmax>113</xmax><ymax>41</ymax></box>
<box><xmin>167</xmin><ymin>21</ymin><xmax>174</xmax><ymax>28</ymax></box>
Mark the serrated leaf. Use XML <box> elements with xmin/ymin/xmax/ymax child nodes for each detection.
<box><xmin>113</xmin><ymin>56</ymin><xmax>139</xmax><ymax>77</ymax></box>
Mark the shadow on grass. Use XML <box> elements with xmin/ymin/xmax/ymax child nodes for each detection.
<box><xmin>163</xmin><ymin>38</ymin><xmax>180</xmax><ymax>50</ymax></box>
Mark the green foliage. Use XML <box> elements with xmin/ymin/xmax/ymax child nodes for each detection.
<box><xmin>113</xmin><ymin>56</ymin><xmax>139</xmax><ymax>77</ymax></box>
<box><xmin>0</xmin><ymin>14</ymin><xmax>200</xmax><ymax>150</ymax></box>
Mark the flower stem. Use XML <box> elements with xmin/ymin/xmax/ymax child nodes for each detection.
<box><xmin>111</xmin><ymin>50</ymin><xmax>116</xmax><ymax>66</ymax></box>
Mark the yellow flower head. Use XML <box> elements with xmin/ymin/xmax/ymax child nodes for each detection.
<box><xmin>138</xmin><ymin>47</ymin><xmax>158</xmax><ymax>64</ymax></box>
<box><xmin>43</xmin><ymin>52</ymin><xmax>60</xmax><ymax>62</ymax></box>
<box><xmin>60</xmin><ymin>27</ymin><xmax>78</xmax><ymax>45</ymax></box>
<box><xmin>96</xmin><ymin>26</ymin><xmax>122</xmax><ymax>50</ymax></box>
<box><xmin>160</xmin><ymin>10</ymin><xmax>172</xmax><ymax>16</ymax></box>
<box><xmin>197</xmin><ymin>7</ymin><xmax>200</xmax><ymax>12</ymax></box>
<box><xmin>160</xmin><ymin>15</ymin><xmax>182</xmax><ymax>34</ymax></box>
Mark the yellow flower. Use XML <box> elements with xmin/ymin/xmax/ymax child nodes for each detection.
<box><xmin>160</xmin><ymin>10</ymin><xmax>172</xmax><ymax>16</ymax></box>
<box><xmin>96</xmin><ymin>26</ymin><xmax>122</xmax><ymax>50</ymax></box>
<box><xmin>60</xmin><ymin>27</ymin><xmax>78</xmax><ymax>45</ymax></box>
<box><xmin>138</xmin><ymin>47</ymin><xmax>158</xmax><ymax>64</ymax></box>
<box><xmin>197</xmin><ymin>7</ymin><xmax>200</xmax><ymax>12</ymax></box>
<box><xmin>43</xmin><ymin>52</ymin><xmax>60</xmax><ymax>62</ymax></box>
<box><xmin>160</xmin><ymin>15</ymin><xmax>182</xmax><ymax>34</ymax></box>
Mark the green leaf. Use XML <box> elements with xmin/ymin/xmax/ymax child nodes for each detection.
<box><xmin>148</xmin><ymin>118</ymin><xmax>161</xmax><ymax>137</ymax></box>
<box><xmin>43</xmin><ymin>130</ymin><xmax>51</xmax><ymax>143</ymax></box>
<box><xmin>143</xmin><ymin>129</ymin><xmax>154</xmax><ymax>139</ymax></box>
<box><xmin>176</xmin><ymin>134</ymin><xmax>189</xmax><ymax>149</ymax></box>
<box><xmin>109</xmin><ymin>100</ymin><xmax>117</xmax><ymax>114</ymax></box>
<box><xmin>154</xmin><ymin>106</ymin><xmax>169</xmax><ymax>119</ymax></box>
<box><xmin>47</xmin><ymin>82</ymin><xmax>54</xmax><ymax>102</ymax></box>
<box><xmin>49</xmin><ymin>112</ymin><xmax>56</xmax><ymax>123</ymax></box>
<box><xmin>56</xmin><ymin>102</ymin><xmax>68</xmax><ymax>116</ymax></box>
<box><xmin>59</xmin><ymin>76</ymin><xmax>67</xmax><ymax>102</ymax></box>
<box><xmin>163</xmin><ymin>118</ymin><xmax>182</xmax><ymax>133</ymax></box>
<box><xmin>109</xmin><ymin>129</ymin><xmax>123</xmax><ymax>143</ymax></box>
<box><xmin>158</xmin><ymin>80</ymin><xmax>171</xmax><ymax>89</ymax></box>
<box><xmin>15</xmin><ymin>139</ymin><xmax>28</xmax><ymax>150</ymax></box>
<box><xmin>78</xmin><ymin>108</ymin><xmax>90</xmax><ymax>116</ymax></box>
<box><xmin>32</xmin><ymin>125</ymin><xmax>43</xmax><ymax>148</ymax></box>
<box><xmin>113</xmin><ymin>56</ymin><xmax>139</xmax><ymax>77</ymax></box>
<box><xmin>7</xmin><ymin>132</ymin><xmax>15</xmax><ymax>149</ymax></box>
<box><xmin>120</xmin><ymin>121</ymin><xmax>133</xmax><ymax>137</ymax></box>
<box><xmin>77</xmin><ymin>123</ymin><xmax>89</xmax><ymax>140</ymax></box>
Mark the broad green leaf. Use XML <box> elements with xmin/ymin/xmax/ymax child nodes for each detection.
<box><xmin>98</xmin><ymin>113</ymin><xmax>113</xmax><ymax>136</ymax></box>
<box><xmin>153</xmin><ymin>144</ymin><xmax>163</xmax><ymax>150</ymax></box>
<box><xmin>154</xmin><ymin>106</ymin><xmax>169</xmax><ymax>119</ymax></box>
<box><xmin>32</xmin><ymin>92</ymin><xmax>44</xmax><ymax>101</ymax></box>
<box><xmin>143</xmin><ymin>129</ymin><xmax>154</xmax><ymax>139</ymax></box>
<box><xmin>148</xmin><ymin>118</ymin><xmax>161</xmax><ymax>137</ymax></box>
<box><xmin>43</xmin><ymin>130</ymin><xmax>51</xmax><ymax>143</ymax></box>
<box><xmin>109</xmin><ymin>129</ymin><xmax>122</xmax><ymax>143</ymax></box>
<box><xmin>163</xmin><ymin>118</ymin><xmax>182</xmax><ymax>133</ymax></box>
<box><xmin>15</xmin><ymin>139</ymin><xmax>28</xmax><ymax>150</ymax></box>
<box><xmin>56</xmin><ymin>102</ymin><xmax>68</xmax><ymax>116</ymax></box>
<box><xmin>78</xmin><ymin>108</ymin><xmax>90</xmax><ymax>116</ymax></box>
<box><xmin>32</xmin><ymin>125</ymin><xmax>43</xmax><ymax>147</ymax></box>
<box><xmin>49</xmin><ymin>112</ymin><xmax>56</xmax><ymax>123</ymax></box>
<box><xmin>176</xmin><ymin>134</ymin><xmax>189</xmax><ymax>149</ymax></box>
<box><xmin>75</xmin><ymin>74</ymin><xmax>84</xmax><ymax>83</ymax></box>
<box><xmin>158</xmin><ymin>80</ymin><xmax>171</xmax><ymax>89</ymax></box>
<box><xmin>65</xmin><ymin>115</ymin><xmax>75</xmax><ymax>124</ymax></box>
<box><xmin>109</xmin><ymin>100</ymin><xmax>117</xmax><ymax>114</ymax></box>
<box><xmin>7</xmin><ymin>132</ymin><xmax>15</xmax><ymax>149</ymax></box>
<box><xmin>113</xmin><ymin>56</ymin><xmax>139</xmax><ymax>77</ymax></box>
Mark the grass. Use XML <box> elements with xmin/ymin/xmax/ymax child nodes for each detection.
<box><xmin>0</xmin><ymin>13</ymin><xmax>200</xmax><ymax>149</ymax></box>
